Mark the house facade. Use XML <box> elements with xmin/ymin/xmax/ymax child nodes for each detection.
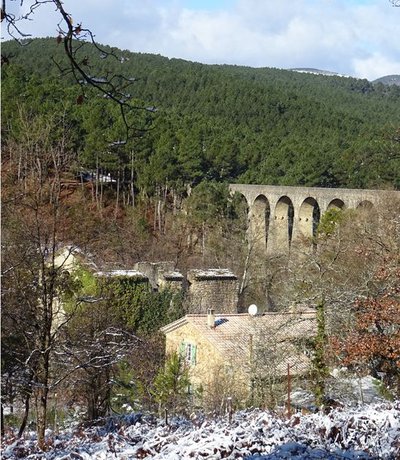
<box><xmin>161</xmin><ymin>309</ymin><xmax>316</xmax><ymax>405</ymax></box>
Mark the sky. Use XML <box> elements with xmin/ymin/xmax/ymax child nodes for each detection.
<box><xmin>5</xmin><ymin>0</ymin><xmax>400</xmax><ymax>80</ymax></box>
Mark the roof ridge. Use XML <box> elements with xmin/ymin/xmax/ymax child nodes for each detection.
<box><xmin>185</xmin><ymin>310</ymin><xmax>316</xmax><ymax>318</ymax></box>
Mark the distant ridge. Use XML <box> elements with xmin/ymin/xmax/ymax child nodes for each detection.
<box><xmin>289</xmin><ymin>67</ymin><xmax>349</xmax><ymax>77</ymax></box>
<box><xmin>290</xmin><ymin>68</ymin><xmax>400</xmax><ymax>84</ymax></box>
<box><xmin>372</xmin><ymin>75</ymin><xmax>400</xmax><ymax>86</ymax></box>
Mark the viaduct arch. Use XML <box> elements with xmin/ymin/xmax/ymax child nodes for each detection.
<box><xmin>229</xmin><ymin>184</ymin><xmax>399</xmax><ymax>254</ymax></box>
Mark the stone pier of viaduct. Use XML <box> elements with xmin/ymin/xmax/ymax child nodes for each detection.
<box><xmin>229</xmin><ymin>184</ymin><xmax>399</xmax><ymax>254</ymax></box>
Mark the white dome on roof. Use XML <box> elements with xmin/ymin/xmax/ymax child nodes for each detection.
<box><xmin>248</xmin><ymin>304</ymin><xmax>258</xmax><ymax>316</ymax></box>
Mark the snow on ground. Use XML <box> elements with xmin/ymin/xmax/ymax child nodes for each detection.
<box><xmin>2</xmin><ymin>403</ymin><xmax>399</xmax><ymax>459</ymax></box>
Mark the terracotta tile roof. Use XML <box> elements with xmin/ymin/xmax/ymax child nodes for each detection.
<box><xmin>162</xmin><ymin>311</ymin><xmax>316</xmax><ymax>376</ymax></box>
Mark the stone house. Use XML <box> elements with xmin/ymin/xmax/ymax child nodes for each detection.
<box><xmin>51</xmin><ymin>246</ymin><xmax>100</xmax><ymax>325</ymax></box>
<box><xmin>161</xmin><ymin>309</ymin><xmax>316</xmax><ymax>404</ymax></box>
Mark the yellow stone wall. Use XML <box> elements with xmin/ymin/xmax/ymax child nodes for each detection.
<box><xmin>165</xmin><ymin>323</ymin><xmax>250</xmax><ymax>406</ymax></box>
<box><xmin>53</xmin><ymin>248</ymin><xmax>79</xmax><ymax>272</ymax></box>
<box><xmin>165</xmin><ymin>322</ymin><xmax>220</xmax><ymax>387</ymax></box>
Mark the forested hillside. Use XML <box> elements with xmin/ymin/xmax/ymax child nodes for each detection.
<box><xmin>2</xmin><ymin>38</ymin><xmax>400</xmax><ymax>448</ymax></box>
<box><xmin>2</xmin><ymin>37</ymin><xmax>400</xmax><ymax>194</ymax></box>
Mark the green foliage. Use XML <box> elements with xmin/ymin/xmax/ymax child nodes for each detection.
<box><xmin>185</xmin><ymin>181</ymin><xmax>231</xmax><ymax>225</ymax></box>
<box><xmin>60</xmin><ymin>263</ymin><xmax>97</xmax><ymax>313</ymax></box>
<box><xmin>3</xmin><ymin>413</ymin><xmax>23</xmax><ymax>430</ymax></box>
<box><xmin>61</xmin><ymin>264</ymin><xmax>184</xmax><ymax>335</ymax></box>
<box><xmin>98</xmin><ymin>278</ymin><xmax>184</xmax><ymax>334</ymax></box>
<box><xmin>311</xmin><ymin>302</ymin><xmax>329</xmax><ymax>406</ymax></box>
<box><xmin>372</xmin><ymin>377</ymin><xmax>395</xmax><ymax>402</ymax></box>
<box><xmin>133</xmin><ymin>289</ymin><xmax>185</xmax><ymax>335</ymax></box>
<box><xmin>2</xmin><ymin>37</ymin><xmax>400</xmax><ymax>198</ymax></box>
<box><xmin>77</xmin><ymin>266</ymin><xmax>98</xmax><ymax>294</ymax></box>
<box><xmin>317</xmin><ymin>208</ymin><xmax>345</xmax><ymax>237</ymax></box>
<box><xmin>152</xmin><ymin>352</ymin><xmax>191</xmax><ymax>414</ymax></box>
<box><xmin>98</xmin><ymin>278</ymin><xmax>148</xmax><ymax>330</ymax></box>
<box><xmin>110</xmin><ymin>361</ymin><xmax>145</xmax><ymax>413</ymax></box>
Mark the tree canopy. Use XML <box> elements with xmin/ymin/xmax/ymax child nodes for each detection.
<box><xmin>2</xmin><ymin>37</ymin><xmax>400</xmax><ymax>199</ymax></box>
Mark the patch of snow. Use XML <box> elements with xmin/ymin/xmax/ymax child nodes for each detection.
<box><xmin>163</xmin><ymin>271</ymin><xmax>184</xmax><ymax>280</ymax></box>
<box><xmin>326</xmin><ymin>370</ymin><xmax>387</xmax><ymax>406</ymax></box>
<box><xmin>188</xmin><ymin>268</ymin><xmax>237</xmax><ymax>280</ymax></box>
<box><xmin>2</xmin><ymin>403</ymin><xmax>399</xmax><ymax>459</ymax></box>
<box><xmin>94</xmin><ymin>270</ymin><xmax>148</xmax><ymax>279</ymax></box>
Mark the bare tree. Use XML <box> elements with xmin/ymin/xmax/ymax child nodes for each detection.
<box><xmin>283</xmin><ymin>198</ymin><xmax>400</xmax><ymax>399</ymax></box>
<box><xmin>2</xmin><ymin>127</ymin><xmax>145</xmax><ymax>444</ymax></box>
<box><xmin>1</xmin><ymin>107</ymin><xmax>89</xmax><ymax>445</ymax></box>
<box><xmin>55</xmin><ymin>326</ymin><xmax>143</xmax><ymax>421</ymax></box>
<box><xmin>2</xmin><ymin>186</ymin><xmax>76</xmax><ymax>447</ymax></box>
<box><xmin>1</xmin><ymin>0</ymin><xmax>155</xmax><ymax>138</ymax></box>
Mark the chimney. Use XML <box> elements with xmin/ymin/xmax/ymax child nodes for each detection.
<box><xmin>207</xmin><ymin>308</ymin><xmax>215</xmax><ymax>329</ymax></box>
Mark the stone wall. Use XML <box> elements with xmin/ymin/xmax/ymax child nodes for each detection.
<box><xmin>134</xmin><ymin>261</ymin><xmax>177</xmax><ymax>289</ymax></box>
<box><xmin>186</xmin><ymin>269</ymin><xmax>239</xmax><ymax>314</ymax></box>
<box><xmin>164</xmin><ymin>319</ymin><xmax>249</xmax><ymax>403</ymax></box>
<box><xmin>132</xmin><ymin>264</ymin><xmax>239</xmax><ymax>313</ymax></box>
<box><xmin>164</xmin><ymin>320</ymin><xmax>219</xmax><ymax>389</ymax></box>
<box><xmin>159</xmin><ymin>272</ymin><xmax>185</xmax><ymax>293</ymax></box>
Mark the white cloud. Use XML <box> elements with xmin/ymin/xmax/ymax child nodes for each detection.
<box><xmin>353</xmin><ymin>52</ymin><xmax>400</xmax><ymax>80</ymax></box>
<box><xmin>4</xmin><ymin>0</ymin><xmax>400</xmax><ymax>80</ymax></box>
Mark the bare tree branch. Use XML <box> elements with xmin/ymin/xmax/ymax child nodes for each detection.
<box><xmin>1</xmin><ymin>0</ymin><xmax>156</xmax><ymax>139</ymax></box>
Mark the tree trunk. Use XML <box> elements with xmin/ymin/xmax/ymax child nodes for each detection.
<box><xmin>130</xmin><ymin>149</ymin><xmax>135</xmax><ymax>208</ymax></box>
<box><xmin>1</xmin><ymin>404</ymin><xmax>4</xmax><ymax>437</ymax></box>
<box><xmin>87</xmin><ymin>392</ymin><xmax>98</xmax><ymax>421</ymax></box>
<box><xmin>95</xmin><ymin>155</ymin><xmax>100</xmax><ymax>209</ymax></box>
<box><xmin>17</xmin><ymin>390</ymin><xmax>31</xmax><ymax>438</ymax></box>
<box><xmin>86</xmin><ymin>373</ymin><xmax>103</xmax><ymax>421</ymax></box>
<box><xmin>313</xmin><ymin>301</ymin><xmax>328</xmax><ymax>406</ymax></box>
<box><xmin>114</xmin><ymin>170</ymin><xmax>120</xmax><ymax>220</ymax></box>
<box><xmin>33</xmin><ymin>308</ymin><xmax>51</xmax><ymax>449</ymax></box>
<box><xmin>100</xmin><ymin>178</ymin><xmax>104</xmax><ymax>215</ymax></box>
<box><xmin>157</xmin><ymin>199</ymin><xmax>162</xmax><ymax>232</ymax></box>
<box><xmin>35</xmin><ymin>385</ymin><xmax>49</xmax><ymax>450</ymax></box>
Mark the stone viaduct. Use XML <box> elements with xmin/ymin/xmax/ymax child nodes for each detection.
<box><xmin>229</xmin><ymin>184</ymin><xmax>399</xmax><ymax>254</ymax></box>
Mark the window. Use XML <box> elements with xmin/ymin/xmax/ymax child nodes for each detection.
<box><xmin>179</xmin><ymin>341</ymin><xmax>197</xmax><ymax>365</ymax></box>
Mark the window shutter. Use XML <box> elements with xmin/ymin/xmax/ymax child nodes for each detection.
<box><xmin>179</xmin><ymin>341</ymin><xmax>185</xmax><ymax>358</ymax></box>
<box><xmin>191</xmin><ymin>344</ymin><xmax>197</xmax><ymax>365</ymax></box>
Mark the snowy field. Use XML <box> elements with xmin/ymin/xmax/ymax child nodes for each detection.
<box><xmin>2</xmin><ymin>403</ymin><xmax>399</xmax><ymax>459</ymax></box>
